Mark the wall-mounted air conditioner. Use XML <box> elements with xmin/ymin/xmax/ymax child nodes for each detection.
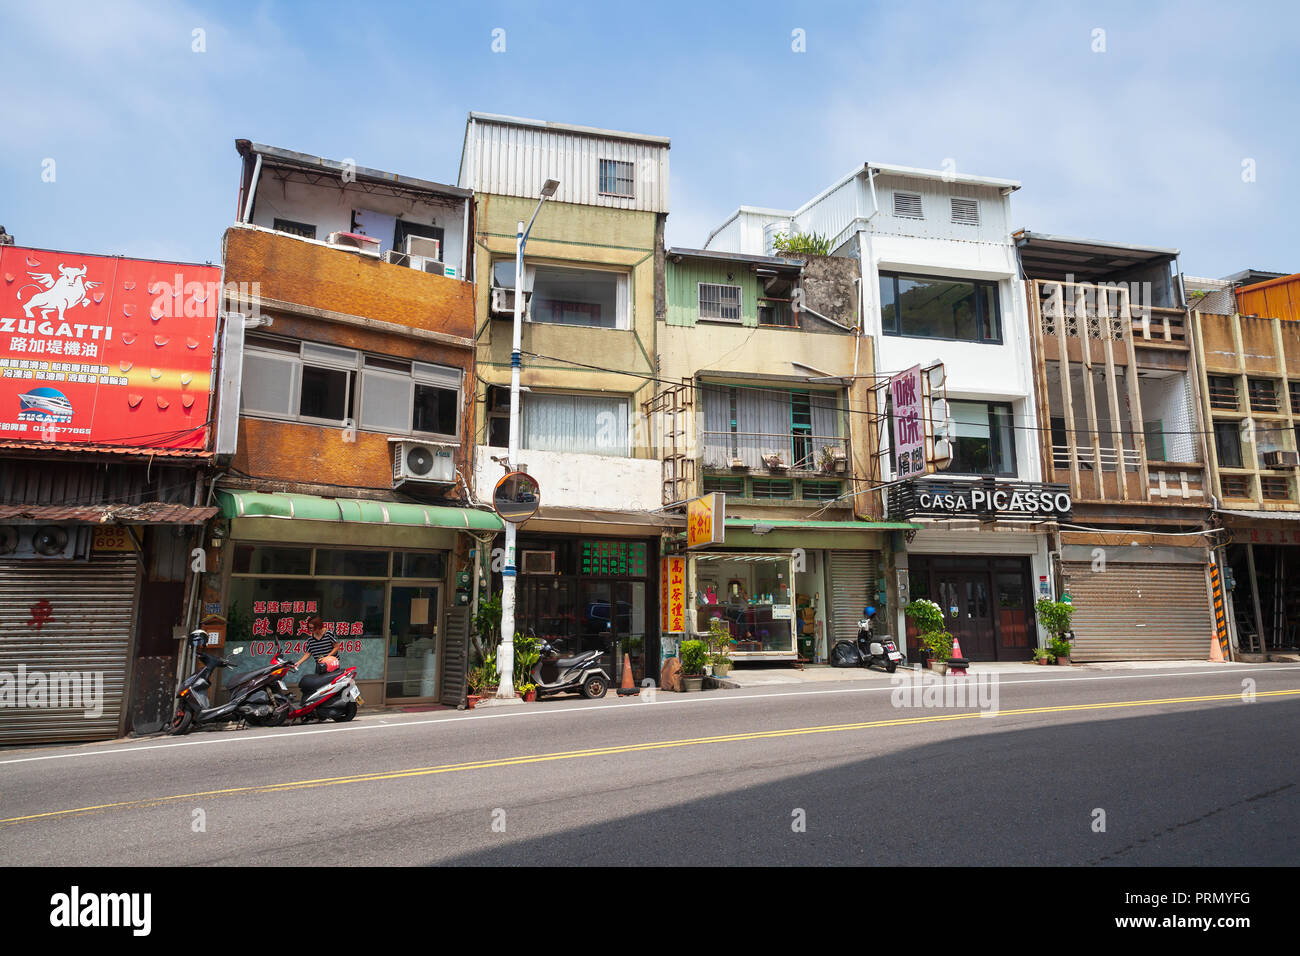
<box><xmin>0</xmin><ymin>525</ymin><xmax>91</xmax><ymax>560</ymax></box>
<box><xmin>392</xmin><ymin>441</ymin><xmax>456</xmax><ymax>487</ymax></box>
<box><xmin>490</xmin><ymin>286</ymin><xmax>529</xmax><ymax>317</ymax></box>
<box><xmin>1263</xmin><ymin>450</ymin><xmax>1299</xmax><ymax>469</ymax></box>
<box><xmin>326</xmin><ymin>231</ymin><xmax>381</xmax><ymax>257</ymax></box>
<box><xmin>521</xmin><ymin>550</ymin><xmax>557</xmax><ymax>575</ymax></box>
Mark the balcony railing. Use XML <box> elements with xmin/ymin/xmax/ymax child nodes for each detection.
<box><xmin>702</xmin><ymin>431</ymin><xmax>849</xmax><ymax>474</ymax></box>
<box><xmin>1051</xmin><ymin>444</ymin><xmax>1141</xmax><ymax>472</ymax></box>
<box><xmin>1034</xmin><ymin>280</ymin><xmax>1188</xmax><ymax>345</ymax></box>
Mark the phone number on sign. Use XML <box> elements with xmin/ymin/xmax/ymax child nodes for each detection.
<box><xmin>250</xmin><ymin>640</ymin><xmax>367</xmax><ymax>656</ymax></box>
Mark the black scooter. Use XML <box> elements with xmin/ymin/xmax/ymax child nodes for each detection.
<box><xmin>830</xmin><ymin>607</ymin><xmax>903</xmax><ymax>673</ymax></box>
<box><xmin>531</xmin><ymin>639</ymin><xmax>610</xmax><ymax>700</ymax></box>
<box><xmin>166</xmin><ymin>630</ymin><xmax>296</xmax><ymax>735</ymax></box>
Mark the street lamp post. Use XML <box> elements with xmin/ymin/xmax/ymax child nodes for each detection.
<box><xmin>497</xmin><ymin>178</ymin><xmax>559</xmax><ymax>698</ymax></box>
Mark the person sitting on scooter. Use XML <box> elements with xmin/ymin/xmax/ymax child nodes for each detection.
<box><xmin>295</xmin><ymin>615</ymin><xmax>342</xmax><ymax>675</ymax></box>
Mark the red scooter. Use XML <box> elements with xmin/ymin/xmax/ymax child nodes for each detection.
<box><xmin>287</xmin><ymin>658</ymin><xmax>362</xmax><ymax>723</ymax></box>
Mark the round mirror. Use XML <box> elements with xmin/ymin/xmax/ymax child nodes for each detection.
<box><xmin>493</xmin><ymin>471</ymin><xmax>541</xmax><ymax>523</ymax></box>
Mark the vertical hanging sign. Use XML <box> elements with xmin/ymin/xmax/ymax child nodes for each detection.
<box><xmin>890</xmin><ymin>364</ymin><xmax>925</xmax><ymax>478</ymax></box>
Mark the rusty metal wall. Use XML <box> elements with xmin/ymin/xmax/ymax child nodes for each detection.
<box><xmin>0</xmin><ymin>553</ymin><xmax>141</xmax><ymax>744</ymax></box>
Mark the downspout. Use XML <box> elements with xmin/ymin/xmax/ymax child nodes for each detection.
<box><xmin>241</xmin><ymin>153</ymin><xmax>262</xmax><ymax>224</ymax></box>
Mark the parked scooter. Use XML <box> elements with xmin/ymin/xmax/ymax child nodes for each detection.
<box><xmin>531</xmin><ymin>639</ymin><xmax>610</xmax><ymax>700</ymax></box>
<box><xmin>287</xmin><ymin>657</ymin><xmax>362</xmax><ymax>723</ymax></box>
<box><xmin>167</xmin><ymin>630</ymin><xmax>295</xmax><ymax>735</ymax></box>
<box><xmin>830</xmin><ymin>606</ymin><xmax>903</xmax><ymax>673</ymax></box>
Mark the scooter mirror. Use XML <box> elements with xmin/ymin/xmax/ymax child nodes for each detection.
<box><xmin>188</xmin><ymin>629</ymin><xmax>208</xmax><ymax>648</ymax></box>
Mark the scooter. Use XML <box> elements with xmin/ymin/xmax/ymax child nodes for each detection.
<box><xmin>167</xmin><ymin>630</ymin><xmax>295</xmax><ymax>735</ymax></box>
<box><xmin>287</xmin><ymin>658</ymin><xmax>362</xmax><ymax>723</ymax></box>
<box><xmin>830</xmin><ymin>607</ymin><xmax>903</xmax><ymax>673</ymax></box>
<box><xmin>531</xmin><ymin>639</ymin><xmax>610</xmax><ymax>700</ymax></box>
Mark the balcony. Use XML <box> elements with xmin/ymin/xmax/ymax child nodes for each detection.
<box><xmin>474</xmin><ymin>446</ymin><xmax>662</xmax><ymax>513</ymax></box>
<box><xmin>1033</xmin><ymin>280</ymin><xmax>1189</xmax><ymax>352</ymax></box>
<box><xmin>702</xmin><ymin>431</ymin><xmax>850</xmax><ymax>476</ymax></box>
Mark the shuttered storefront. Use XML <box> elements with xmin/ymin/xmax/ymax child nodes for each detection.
<box><xmin>1061</xmin><ymin>562</ymin><xmax>1213</xmax><ymax>661</ymax></box>
<box><xmin>0</xmin><ymin>553</ymin><xmax>141</xmax><ymax>744</ymax></box>
<box><xmin>827</xmin><ymin>551</ymin><xmax>878</xmax><ymax>646</ymax></box>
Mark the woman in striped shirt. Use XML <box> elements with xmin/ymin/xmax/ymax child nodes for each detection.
<box><xmin>295</xmin><ymin>615</ymin><xmax>343</xmax><ymax>674</ymax></box>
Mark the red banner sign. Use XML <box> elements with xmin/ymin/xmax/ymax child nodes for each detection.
<box><xmin>0</xmin><ymin>246</ymin><xmax>220</xmax><ymax>450</ymax></box>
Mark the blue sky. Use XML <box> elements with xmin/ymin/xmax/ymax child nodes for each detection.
<box><xmin>2</xmin><ymin>0</ymin><xmax>1297</xmax><ymax>277</ymax></box>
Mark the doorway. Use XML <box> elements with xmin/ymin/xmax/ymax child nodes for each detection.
<box><xmin>387</xmin><ymin>584</ymin><xmax>440</xmax><ymax>700</ymax></box>
<box><xmin>909</xmin><ymin>556</ymin><xmax>1034</xmax><ymax>661</ymax></box>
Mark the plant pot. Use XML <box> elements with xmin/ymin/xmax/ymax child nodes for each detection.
<box><xmin>467</xmin><ymin>695</ymin><xmax>482</xmax><ymax>709</ymax></box>
<box><xmin>682</xmin><ymin>675</ymin><xmax>704</xmax><ymax>693</ymax></box>
<box><xmin>713</xmin><ymin>661</ymin><xmax>732</xmax><ymax>677</ymax></box>
<box><xmin>1056</xmin><ymin>655</ymin><xmax>1071</xmax><ymax>666</ymax></box>
<box><xmin>523</xmin><ymin>689</ymin><xmax>536</xmax><ymax>702</ymax></box>
<box><xmin>1035</xmin><ymin>657</ymin><xmax>1047</xmax><ymax>665</ymax></box>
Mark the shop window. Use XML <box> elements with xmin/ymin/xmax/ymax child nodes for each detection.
<box><xmin>694</xmin><ymin>553</ymin><xmax>795</xmax><ymax>655</ymax></box>
<box><xmin>948</xmin><ymin>400</ymin><xmax>1016</xmax><ymax>476</ymax></box>
<box><xmin>880</xmin><ymin>271</ymin><xmax>1001</xmax><ymax>343</ymax></box>
<box><xmin>315</xmin><ymin>549</ymin><xmax>390</xmax><ymax>577</ymax></box>
<box><xmin>232</xmin><ymin>545</ymin><xmax>311</xmax><ymax>575</ymax></box>
<box><xmin>395</xmin><ymin>551</ymin><xmax>446</xmax><ymax>578</ymax></box>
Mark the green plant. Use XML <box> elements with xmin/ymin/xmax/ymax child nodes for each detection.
<box><xmin>1047</xmin><ymin>634</ymin><xmax>1072</xmax><ymax>659</ymax></box>
<box><xmin>471</xmin><ymin>594</ymin><xmax>502</xmax><ymax>666</ymax></box>
<box><xmin>905</xmin><ymin>598</ymin><xmax>945</xmax><ymax>634</ymax></box>
<box><xmin>518</xmin><ymin>682</ymin><xmax>536</xmax><ymax>697</ymax></box>
<box><xmin>513</xmin><ymin>633</ymin><xmax>540</xmax><ymax>693</ymax></box>
<box><xmin>680</xmin><ymin>639</ymin><xmax>708</xmax><ymax>676</ymax></box>
<box><xmin>1035</xmin><ymin>598</ymin><xmax>1075</xmax><ymax>642</ymax></box>
<box><xmin>771</xmin><ymin>231</ymin><xmax>831</xmax><ymax>256</ymax></box>
<box><xmin>1031</xmin><ymin>646</ymin><xmax>1050</xmax><ymax>662</ymax></box>
<box><xmin>920</xmin><ymin>629</ymin><xmax>954</xmax><ymax>663</ymax></box>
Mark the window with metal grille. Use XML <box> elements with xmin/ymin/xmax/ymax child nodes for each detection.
<box><xmin>698</xmin><ymin>283</ymin><xmax>743</xmax><ymax>323</ymax></box>
<box><xmin>1248</xmin><ymin>378</ymin><xmax>1280</xmax><ymax>412</ymax></box>
<box><xmin>800</xmin><ymin>480</ymin><xmax>842</xmax><ymax>501</ymax></box>
<box><xmin>598</xmin><ymin>159</ymin><xmax>635</xmax><ymax>197</ymax></box>
<box><xmin>1290</xmin><ymin>380</ymin><xmax>1300</xmax><ymax>415</ymax></box>
<box><xmin>1260</xmin><ymin>476</ymin><xmax>1291</xmax><ymax>500</ymax></box>
<box><xmin>893</xmin><ymin>191</ymin><xmax>923</xmax><ymax>218</ymax></box>
<box><xmin>1207</xmin><ymin>376</ymin><xmax>1239</xmax><ymax>411</ymax></box>
<box><xmin>702</xmin><ymin>475</ymin><xmax>745</xmax><ymax>495</ymax></box>
<box><xmin>273</xmin><ymin>218</ymin><xmax>317</xmax><ymax>239</ymax></box>
<box><xmin>750</xmin><ymin>478</ymin><xmax>794</xmax><ymax>499</ymax></box>
<box><xmin>1220</xmin><ymin>474</ymin><xmax>1252</xmax><ymax>498</ymax></box>
<box><xmin>950</xmin><ymin>198</ymin><xmax>979</xmax><ymax>225</ymax></box>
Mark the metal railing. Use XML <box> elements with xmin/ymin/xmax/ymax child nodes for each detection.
<box><xmin>702</xmin><ymin>431</ymin><xmax>849</xmax><ymax>473</ymax></box>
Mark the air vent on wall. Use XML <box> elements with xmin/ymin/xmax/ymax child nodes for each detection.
<box><xmin>893</xmin><ymin>192</ymin><xmax>924</xmax><ymax>218</ymax></box>
<box><xmin>950</xmin><ymin>198</ymin><xmax>980</xmax><ymax>225</ymax></box>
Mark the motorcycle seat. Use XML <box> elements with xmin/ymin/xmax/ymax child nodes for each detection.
<box><xmin>299</xmin><ymin>672</ymin><xmax>339</xmax><ymax>696</ymax></box>
<box><xmin>553</xmin><ymin>654</ymin><xmax>597</xmax><ymax>669</ymax></box>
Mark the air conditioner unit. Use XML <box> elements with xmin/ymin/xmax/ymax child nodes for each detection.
<box><xmin>520</xmin><ymin>550</ymin><xmax>557</xmax><ymax>575</ymax></box>
<box><xmin>326</xmin><ymin>231</ymin><xmax>381</xmax><ymax>257</ymax></box>
<box><xmin>491</xmin><ymin>286</ymin><xmax>529</xmax><ymax>317</ymax></box>
<box><xmin>392</xmin><ymin>441</ymin><xmax>456</xmax><ymax>487</ymax></box>
<box><xmin>0</xmin><ymin>524</ymin><xmax>91</xmax><ymax>560</ymax></box>
<box><xmin>405</xmin><ymin>236</ymin><xmax>441</xmax><ymax>260</ymax></box>
<box><xmin>383</xmin><ymin>248</ymin><xmax>446</xmax><ymax>275</ymax></box>
<box><xmin>1263</xmin><ymin>450</ymin><xmax>1300</xmax><ymax>469</ymax></box>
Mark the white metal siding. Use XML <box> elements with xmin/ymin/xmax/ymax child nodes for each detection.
<box><xmin>462</xmin><ymin>118</ymin><xmax>670</xmax><ymax>213</ymax></box>
<box><xmin>828</xmin><ymin>551</ymin><xmax>878</xmax><ymax>646</ymax></box>
<box><xmin>1061</xmin><ymin>562</ymin><xmax>1214</xmax><ymax>661</ymax></box>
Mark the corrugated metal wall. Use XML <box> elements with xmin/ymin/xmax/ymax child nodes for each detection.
<box><xmin>665</xmin><ymin>261</ymin><xmax>760</xmax><ymax>328</ymax></box>
<box><xmin>463</xmin><ymin>117</ymin><xmax>670</xmax><ymax>213</ymax></box>
<box><xmin>828</xmin><ymin>551</ymin><xmax>878</xmax><ymax>647</ymax></box>
<box><xmin>1062</xmin><ymin>562</ymin><xmax>1213</xmax><ymax>660</ymax></box>
<box><xmin>1236</xmin><ymin>275</ymin><xmax>1299</xmax><ymax>323</ymax></box>
<box><xmin>0</xmin><ymin>553</ymin><xmax>141</xmax><ymax>744</ymax></box>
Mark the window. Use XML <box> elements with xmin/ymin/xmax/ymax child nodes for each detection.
<box><xmin>598</xmin><ymin>159</ymin><xmax>635</xmax><ymax>197</ymax></box>
<box><xmin>529</xmin><ymin>264</ymin><xmax>628</xmax><ymax>329</ymax></box>
<box><xmin>1214</xmin><ymin>421</ymin><xmax>1243</xmax><ymax>469</ymax></box>
<box><xmin>359</xmin><ymin>357</ymin><xmax>461</xmax><ymax>440</ymax></box>
<box><xmin>699</xmin><ymin>283</ymin><xmax>742</xmax><ymax>323</ymax></box>
<box><xmin>751</xmin><ymin>478</ymin><xmax>794</xmax><ymax>499</ymax></box>
<box><xmin>948</xmin><ymin>401</ymin><xmax>1016</xmax><ymax>476</ymax></box>
<box><xmin>701</xmin><ymin>384</ymin><xmax>843</xmax><ymax>472</ymax></box>
<box><xmin>273</xmin><ymin>218</ymin><xmax>316</xmax><ymax>239</ymax></box>
<box><xmin>950</xmin><ymin>198</ymin><xmax>979</xmax><ymax>225</ymax></box>
<box><xmin>702</xmin><ymin>475</ymin><xmax>745</xmax><ymax>495</ymax></box>
<box><xmin>893</xmin><ymin>192</ymin><xmax>924</xmax><ymax>218</ymax></box>
<box><xmin>758</xmin><ymin>299</ymin><xmax>797</xmax><ymax>328</ymax></box>
<box><xmin>880</xmin><ymin>272</ymin><xmax>1002</xmax><ymax>343</ymax></box>
<box><xmin>1261</xmin><ymin>476</ymin><xmax>1291</xmax><ymax>500</ymax></box>
<box><xmin>1247</xmin><ymin>378</ymin><xmax>1280</xmax><ymax>413</ymax></box>
<box><xmin>1220</xmin><ymin>474</ymin><xmax>1251</xmax><ymax>498</ymax></box>
<box><xmin>801</xmin><ymin>480</ymin><xmax>842</xmax><ymax>501</ymax></box>
<box><xmin>522</xmin><ymin>392</ymin><xmax>631</xmax><ymax>457</ymax></box>
<box><xmin>1207</xmin><ymin>375</ymin><xmax>1239</xmax><ymax>411</ymax></box>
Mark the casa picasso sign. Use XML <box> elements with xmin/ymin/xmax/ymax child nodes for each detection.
<box><xmin>892</xmin><ymin>479</ymin><xmax>1073</xmax><ymax>520</ymax></box>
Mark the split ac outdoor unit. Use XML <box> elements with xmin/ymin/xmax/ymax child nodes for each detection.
<box><xmin>326</xmin><ymin>231</ymin><xmax>381</xmax><ymax>257</ymax></box>
<box><xmin>1263</xmin><ymin>450</ymin><xmax>1300</xmax><ymax>469</ymax></box>
<box><xmin>0</xmin><ymin>524</ymin><xmax>91</xmax><ymax>560</ymax></box>
<box><xmin>520</xmin><ymin>550</ymin><xmax>557</xmax><ymax>575</ymax></box>
<box><xmin>392</xmin><ymin>441</ymin><xmax>456</xmax><ymax>487</ymax></box>
<box><xmin>490</xmin><ymin>286</ymin><xmax>529</xmax><ymax>317</ymax></box>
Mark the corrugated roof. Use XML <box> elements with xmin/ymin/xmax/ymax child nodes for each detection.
<box><xmin>0</xmin><ymin>503</ymin><xmax>217</xmax><ymax>524</ymax></box>
<box><xmin>0</xmin><ymin>441</ymin><xmax>211</xmax><ymax>458</ymax></box>
<box><xmin>466</xmin><ymin>111</ymin><xmax>670</xmax><ymax>146</ymax></box>
<box><xmin>237</xmin><ymin>140</ymin><xmax>471</xmax><ymax>200</ymax></box>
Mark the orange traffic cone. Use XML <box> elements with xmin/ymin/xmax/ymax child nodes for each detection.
<box><xmin>1209</xmin><ymin>634</ymin><xmax>1225</xmax><ymax>662</ymax></box>
<box><xmin>617</xmin><ymin>653</ymin><xmax>639</xmax><ymax>696</ymax></box>
<box><xmin>948</xmin><ymin>634</ymin><xmax>969</xmax><ymax>675</ymax></box>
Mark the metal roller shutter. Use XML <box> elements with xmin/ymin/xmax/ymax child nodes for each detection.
<box><xmin>828</xmin><ymin>551</ymin><xmax>878</xmax><ymax>646</ymax></box>
<box><xmin>0</xmin><ymin>554</ymin><xmax>141</xmax><ymax>744</ymax></box>
<box><xmin>1061</xmin><ymin>562</ymin><xmax>1213</xmax><ymax>661</ymax></box>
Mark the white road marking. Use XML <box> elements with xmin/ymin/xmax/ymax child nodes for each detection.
<box><xmin>0</xmin><ymin>664</ymin><xmax>1294</xmax><ymax>767</ymax></box>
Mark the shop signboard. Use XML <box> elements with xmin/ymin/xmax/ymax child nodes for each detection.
<box><xmin>888</xmin><ymin>478</ymin><xmax>1073</xmax><ymax>521</ymax></box>
<box><xmin>0</xmin><ymin>245</ymin><xmax>220</xmax><ymax>450</ymax></box>
<box><xmin>686</xmin><ymin>492</ymin><xmax>725</xmax><ymax>550</ymax></box>
<box><xmin>660</xmin><ymin>555</ymin><xmax>686</xmax><ymax>633</ymax></box>
<box><xmin>889</xmin><ymin>364</ymin><xmax>925</xmax><ymax>478</ymax></box>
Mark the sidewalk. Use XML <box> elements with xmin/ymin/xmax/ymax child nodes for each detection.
<box><xmin>716</xmin><ymin>659</ymin><xmax>1259</xmax><ymax>688</ymax></box>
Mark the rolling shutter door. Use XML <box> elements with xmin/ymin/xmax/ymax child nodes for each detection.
<box><xmin>0</xmin><ymin>553</ymin><xmax>140</xmax><ymax>744</ymax></box>
<box><xmin>1061</xmin><ymin>562</ymin><xmax>1212</xmax><ymax>661</ymax></box>
<box><xmin>828</xmin><ymin>551</ymin><xmax>878</xmax><ymax>646</ymax></box>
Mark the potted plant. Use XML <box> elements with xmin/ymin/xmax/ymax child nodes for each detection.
<box><xmin>518</xmin><ymin>682</ymin><xmax>537</xmax><ymax>702</ymax></box>
<box><xmin>1035</xmin><ymin>598</ymin><xmax>1075</xmax><ymax>666</ymax></box>
<box><xmin>705</xmin><ymin>619</ymin><xmax>734</xmax><ymax>677</ymax></box>
<box><xmin>905</xmin><ymin>599</ymin><xmax>952</xmax><ymax>671</ymax></box>
<box><xmin>679</xmin><ymin>639</ymin><xmax>707</xmax><ymax>692</ymax></box>
<box><xmin>513</xmin><ymin>633</ymin><xmax>540</xmax><ymax>697</ymax></box>
<box><xmin>921</xmin><ymin>630</ymin><xmax>955</xmax><ymax>674</ymax></box>
<box><xmin>1031</xmin><ymin>646</ymin><xmax>1051</xmax><ymax>665</ymax></box>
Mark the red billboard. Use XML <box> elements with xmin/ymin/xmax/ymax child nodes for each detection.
<box><xmin>0</xmin><ymin>246</ymin><xmax>221</xmax><ymax>451</ymax></box>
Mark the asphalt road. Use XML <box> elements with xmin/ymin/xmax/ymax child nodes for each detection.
<box><xmin>2</xmin><ymin>663</ymin><xmax>1297</xmax><ymax>866</ymax></box>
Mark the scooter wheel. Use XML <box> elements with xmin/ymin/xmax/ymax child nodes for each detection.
<box><xmin>331</xmin><ymin>702</ymin><xmax>358</xmax><ymax>722</ymax></box>
<box><xmin>580</xmin><ymin>675</ymin><xmax>608</xmax><ymax>700</ymax></box>
<box><xmin>167</xmin><ymin>707</ymin><xmax>193</xmax><ymax>736</ymax></box>
<box><xmin>885</xmin><ymin>661</ymin><xmax>898</xmax><ymax>673</ymax></box>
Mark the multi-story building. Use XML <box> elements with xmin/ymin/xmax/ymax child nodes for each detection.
<box><xmin>713</xmin><ymin>164</ymin><xmax>1055</xmax><ymax>662</ymax></box>
<box><xmin>1188</xmin><ymin>271</ymin><xmax>1300</xmax><ymax>659</ymax></box>
<box><xmin>459</xmin><ymin>113</ymin><xmax>671</xmax><ymax>684</ymax></box>
<box><xmin>1</xmin><ymin>242</ymin><xmax>224</xmax><ymax>743</ymax></box>
<box><xmin>657</xmin><ymin>245</ymin><xmax>915</xmax><ymax>663</ymax></box>
<box><xmin>1016</xmin><ymin>232</ymin><xmax>1218</xmax><ymax>660</ymax></box>
<box><xmin>213</xmin><ymin>140</ymin><xmax>499</xmax><ymax>709</ymax></box>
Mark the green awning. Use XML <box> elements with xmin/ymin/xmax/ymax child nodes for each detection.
<box><xmin>721</xmin><ymin>518</ymin><xmax>920</xmax><ymax>531</ymax></box>
<box><xmin>217</xmin><ymin>491</ymin><xmax>503</xmax><ymax>531</ymax></box>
